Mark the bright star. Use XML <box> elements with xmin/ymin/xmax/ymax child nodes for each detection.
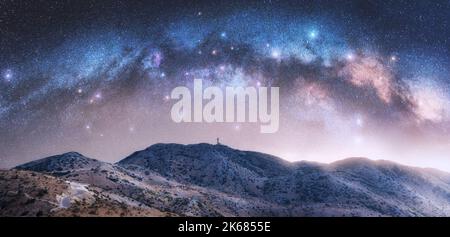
<box><xmin>271</xmin><ymin>49</ymin><xmax>281</xmax><ymax>59</ymax></box>
<box><xmin>308</xmin><ymin>30</ymin><xmax>318</xmax><ymax>40</ymax></box>
<box><xmin>4</xmin><ymin>70</ymin><xmax>12</xmax><ymax>81</ymax></box>
<box><xmin>346</xmin><ymin>53</ymin><xmax>355</xmax><ymax>61</ymax></box>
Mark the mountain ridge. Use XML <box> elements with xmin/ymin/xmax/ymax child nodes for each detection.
<box><xmin>4</xmin><ymin>143</ymin><xmax>450</xmax><ymax>217</ymax></box>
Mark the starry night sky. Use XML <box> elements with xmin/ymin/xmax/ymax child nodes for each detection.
<box><xmin>1</xmin><ymin>0</ymin><xmax>450</xmax><ymax>170</ymax></box>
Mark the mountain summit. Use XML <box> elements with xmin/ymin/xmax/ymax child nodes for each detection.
<box><xmin>15</xmin><ymin>152</ymin><xmax>101</xmax><ymax>174</ymax></box>
<box><xmin>117</xmin><ymin>143</ymin><xmax>293</xmax><ymax>196</ymax></box>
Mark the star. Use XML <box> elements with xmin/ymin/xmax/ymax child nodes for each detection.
<box><xmin>308</xmin><ymin>30</ymin><xmax>318</xmax><ymax>40</ymax></box>
<box><xmin>271</xmin><ymin>49</ymin><xmax>281</xmax><ymax>59</ymax></box>
<box><xmin>355</xmin><ymin>116</ymin><xmax>364</xmax><ymax>127</ymax></box>
<box><xmin>346</xmin><ymin>53</ymin><xmax>355</xmax><ymax>61</ymax></box>
<box><xmin>3</xmin><ymin>69</ymin><xmax>13</xmax><ymax>82</ymax></box>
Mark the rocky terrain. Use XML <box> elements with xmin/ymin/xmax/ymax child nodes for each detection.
<box><xmin>0</xmin><ymin>170</ymin><xmax>167</xmax><ymax>217</ymax></box>
<box><xmin>2</xmin><ymin>143</ymin><xmax>450</xmax><ymax>216</ymax></box>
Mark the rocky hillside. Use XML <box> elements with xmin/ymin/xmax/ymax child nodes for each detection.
<box><xmin>117</xmin><ymin>143</ymin><xmax>294</xmax><ymax>197</ymax></box>
<box><xmin>0</xmin><ymin>170</ymin><xmax>168</xmax><ymax>217</ymax></box>
<box><xmin>5</xmin><ymin>143</ymin><xmax>450</xmax><ymax>216</ymax></box>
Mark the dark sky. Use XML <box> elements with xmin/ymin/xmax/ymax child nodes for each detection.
<box><xmin>2</xmin><ymin>0</ymin><xmax>449</xmax><ymax>62</ymax></box>
<box><xmin>1</xmin><ymin>0</ymin><xmax>450</xmax><ymax>170</ymax></box>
